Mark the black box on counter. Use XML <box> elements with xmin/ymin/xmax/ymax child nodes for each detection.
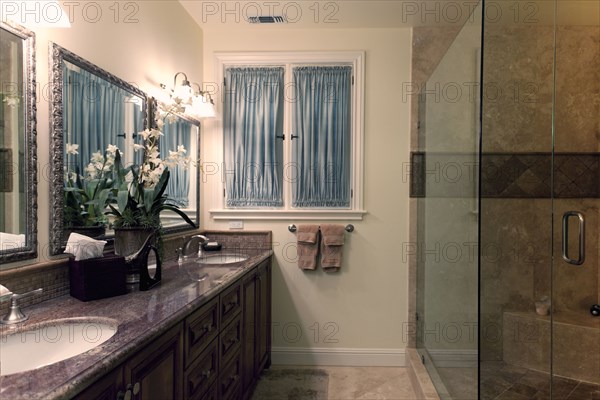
<box><xmin>69</xmin><ymin>254</ymin><xmax>127</xmax><ymax>301</ymax></box>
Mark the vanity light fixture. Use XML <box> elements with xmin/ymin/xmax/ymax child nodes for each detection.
<box><xmin>160</xmin><ymin>72</ymin><xmax>216</xmax><ymax>120</ymax></box>
<box><xmin>191</xmin><ymin>82</ymin><xmax>217</xmax><ymax>119</ymax></box>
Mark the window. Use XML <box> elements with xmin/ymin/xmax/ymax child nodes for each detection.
<box><xmin>211</xmin><ymin>52</ymin><xmax>365</xmax><ymax>220</ymax></box>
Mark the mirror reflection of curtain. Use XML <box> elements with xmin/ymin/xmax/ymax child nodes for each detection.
<box><xmin>161</xmin><ymin>120</ymin><xmax>190</xmax><ymax>207</ymax></box>
<box><xmin>63</xmin><ymin>66</ymin><xmax>129</xmax><ymax>174</ymax></box>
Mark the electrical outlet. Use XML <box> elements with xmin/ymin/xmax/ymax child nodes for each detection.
<box><xmin>229</xmin><ymin>220</ymin><xmax>244</xmax><ymax>229</ymax></box>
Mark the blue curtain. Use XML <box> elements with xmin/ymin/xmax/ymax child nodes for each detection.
<box><xmin>63</xmin><ymin>67</ymin><xmax>127</xmax><ymax>174</ymax></box>
<box><xmin>292</xmin><ymin>66</ymin><xmax>352</xmax><ymax>207</ymax></box>
<box><xmin>224</xmin><ymin>67</ymin><xmax>284</xmax><ymax>207</ymax></box>
<box><xmin>160</xmin><ymin>120</ymin><xmax>190</xmax><ymax>207</ymax></box>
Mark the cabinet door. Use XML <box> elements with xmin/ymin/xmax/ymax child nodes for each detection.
<box><xmin>71</xmin><ymin>366</ymin><xmax>123</xmax><ymax>400</ymax></box>
<box><xmin>124</xmin><ymin>323</ymin><xmax>183</xmax><ymax>400</ymax></box>
<box><xmin>255</xmin><ymin>260</ymin><xmax>272</xmax><ymax>373</ymax></box>
<box><xmin>241</xmin><ymin>271</ymin><xmax>256</xmax><ymax>394</ymax></box>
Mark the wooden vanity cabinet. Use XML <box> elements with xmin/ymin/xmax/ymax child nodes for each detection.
<box><xmin>73</xmin><ymin>323</ymin><xmax>183</xmax><ymax>400</ymax></box>
<box><xmin>73</xmin><ymin>257</ymin><xmax>271</xmax><ymax>400</ymax></box>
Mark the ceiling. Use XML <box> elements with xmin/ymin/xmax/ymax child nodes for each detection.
<box><xmin>178</xmin><ymin>0</ymin><xmax>479</xmax><ymax>30</ymax></box>
<box><xmin>179</xmin><ymin>0</ymin><xmax>599</xmax><ymax>31</ymax></box>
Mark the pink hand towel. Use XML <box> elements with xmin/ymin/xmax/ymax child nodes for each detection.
<box><xmin>297</xmin><ymin>224</ymin><xmax>320</xmax><ymax>270</ymax></box>
<box><xmin>320</xmin><ymin>224</ymin><xmax>345</xmax><ymax>271</ymax></box>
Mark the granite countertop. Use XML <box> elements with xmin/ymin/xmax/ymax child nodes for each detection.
<box><xmin>0</xmin><ymin>249</ymin><xmax>273</xmax><ymax>400</ymax></box>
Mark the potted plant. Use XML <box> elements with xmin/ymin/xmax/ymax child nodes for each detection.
<box><xmin>106</xmin><ymin>126</ymin><xmax>195</xmax><ymax>260</ymax></box>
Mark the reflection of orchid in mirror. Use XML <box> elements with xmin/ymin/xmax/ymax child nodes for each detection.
<box><xmin>1</xmin><ymin>92</ymin><xmax>20</xmax><ymax>108</ymax></box>
<box><xmin>63</xmin><ymin>143</ymin><xmax>114</xmax><ymax>229</ymax></box>
<box><xmin>66</xmin><ymin>143</ymin><xmax>79</xmax><ymax>155</ymax></box>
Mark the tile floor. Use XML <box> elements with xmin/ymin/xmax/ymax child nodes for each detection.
<box><xmin>269</xmin><ymin>365</ymin><xmax>419</xmax><ymax>400</ymax></box>
<box><xmin>423</xmin><ymin>361</ymin><xmax>599</xmax><ymax>400</ymax></box>
<box><xmin>480</xmin><ymin>361</ymin><xmax>600</xmax><ymax>400</ymax></box>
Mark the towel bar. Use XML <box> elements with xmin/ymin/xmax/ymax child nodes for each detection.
<box><xmin>288</xmin><ymin>224</ymin><xmax>354</xmax><ymax>233</ymax></box>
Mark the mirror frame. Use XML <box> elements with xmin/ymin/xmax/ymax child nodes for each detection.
<box><xmin>149</xmin><ymin>98</ymin><xmax>201</xmax><ymax>234</ymax></box>
<box><xmin>49</xmin><ymin>42</ymin><xmax>148</xmax><ymax>255</ymax></box>
<box><xmin>0</xmin><ymin>21</ymin><xmax>38</xmax><ymax>264</ymax></box>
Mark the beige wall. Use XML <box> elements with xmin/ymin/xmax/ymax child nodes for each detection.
<box><xmin>200</xmin><ymin>28</ymin><xmax>412</xmax><ymax>356</ymax></box>
<box><xmin>2</xmin><ymin>1</ymin><xmax>203</xmax><ymax>269</ymax></box>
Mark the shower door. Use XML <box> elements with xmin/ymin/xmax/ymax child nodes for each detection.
<box><xmin>480</xmin><ymin>1</ymin><xmax>600</xmax><ymax>399</ymax></box>
<box><xmin>551</xmin><ymin>0</ymin><xmax>600</xmax><ymax>395</ymax></box>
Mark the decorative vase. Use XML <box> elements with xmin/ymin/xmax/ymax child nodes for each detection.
<box><xmin>114</xmin><ymin>227</ymin><xmax>156</xmax><ymax>286</ymax></box>
<box><xmin>63</xmin><ymin>226</ymin><xmax>106</xmax><ymax>243</ymax></box>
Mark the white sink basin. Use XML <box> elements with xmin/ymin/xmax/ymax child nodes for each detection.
<box><xmin>0</xmin><ymin>318</ymin><xmax>118</xmax><ymax>376</ymax></box>
<box><xmin>198</xmin><ymin>254</ymin><xmax>249</xmax><ymax>265</ymax></box>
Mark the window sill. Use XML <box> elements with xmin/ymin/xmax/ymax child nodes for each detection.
<box><xmin>209</xmin><ymin>209</ymin><xmax>367</xmax><ymax>221</ymax></box>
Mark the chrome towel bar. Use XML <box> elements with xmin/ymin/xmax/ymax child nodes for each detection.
<box><xmin>288</xmin><ymin>224</ymin><xmax>354</xmax><ymax>233</ymax></box>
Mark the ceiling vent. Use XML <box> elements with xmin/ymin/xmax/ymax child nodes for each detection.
<box><xmin>247</xmin><ymin>16</ymin><xmax>287</xmax><ymax>24</ymax></box>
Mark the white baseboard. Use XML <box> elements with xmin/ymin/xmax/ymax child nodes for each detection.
<box><xmin>427</xmin><ymin>349</ymin><xmax>477</xmax><ymax>368</ymax></box>
<box><xmin>271</xmin><ymin>347</ymin><xmax>406</xmax><ymax>367</ymax></box>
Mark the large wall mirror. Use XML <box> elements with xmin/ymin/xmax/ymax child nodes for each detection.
<box><xmin>0</xmin><ymin>21</ymin><xmax>37</xmax><ymax>264</ymax></box>
<box><xmin>49</xmin><ymin>42</ymin><xmax>148</xmax><ymax>255</ymax></box>
<box><xmin>49</xmin><ymin>44</ymin><xmax>201</xmax><ymax>255</ymax></box>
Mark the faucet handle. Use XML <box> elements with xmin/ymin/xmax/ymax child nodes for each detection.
<box><xmin>11</xmin><ymin>288</ymin><xmax>43</xmax><ymax>302</ymax></box>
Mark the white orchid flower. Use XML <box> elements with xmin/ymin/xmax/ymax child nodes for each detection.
<box><xmin>90</xmin><ymin>151</ymin><xmax>104</xmax><ymax>163</ymax></box>
<box><xmin>139</xmin><ymin>129</ymin><xmax>151</xmax><ymax>141</ymax></box>
<box><xmin>66</xmin><ymin>143</ymin><xmax>79</xmax><ymax>155</ymax></box>
<box><xmin>106</xmin><ymin>144</ymin><xmax>119</xmax><ymax>154</ymax></box>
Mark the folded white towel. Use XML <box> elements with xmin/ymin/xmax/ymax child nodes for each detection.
<box><xmin>64</xmin><ymin>232</ymin><xmax>107</xmax><ymax>261</ymax></box>
<box><xmin>0</xmin><ymin>232</ymin><xmax>26</xmax><ymax>250</ymax></box>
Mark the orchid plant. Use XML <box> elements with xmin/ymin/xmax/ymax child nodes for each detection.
<box><xmin>106</xmin><ymin>103</ymin><xmax>195</xmax><ymax>231</ymax></box>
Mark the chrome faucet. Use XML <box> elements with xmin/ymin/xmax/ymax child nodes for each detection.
<box><xmin>0</xmin><ymin>286</ymin><xmax>43</xmax><ymax>324</ymax></box>
<box><xmin>178</xmin><ymin>234</ymin><xmax>210</xmax><ymax>263</ymax></box>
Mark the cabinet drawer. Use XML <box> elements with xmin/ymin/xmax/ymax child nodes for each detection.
<box><xmin>184</xmin><ymin>338</ymin><xmax>218</xmax><ymax>400</ymax></box>
<box><xmin>219</xmin><ymin>352</ymin><xmax>242</xmax><ymax>400</ymax></box>
<box><xmin>185</xmin><ymin>297</ymin><xmax>219</xmax><ymax>367</ymax></box>
<box><xmin>220</xmin><ymin>315</ymin><xmax>241</xmax><ymax>366</ymax></box>
<box><xmin>220</xmin><ymin>282</ymin><xmax>242</xmax><ymax>328</ymax></box>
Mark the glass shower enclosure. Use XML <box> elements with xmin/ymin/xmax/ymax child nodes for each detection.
<box><xmin>415</xmin><ymin>1</ymin><xmax>600</xmax><ymax>398</ymax></box>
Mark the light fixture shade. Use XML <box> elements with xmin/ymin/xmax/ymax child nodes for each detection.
<box><xmin>173</xmin><ymin>84</ymin><xmax>193</xmax><ymax>105</ymax></box>
<box><xmin>190</xmin><ymin>94</ymin><xmax>216</xmax><ymax>119</ymax></box>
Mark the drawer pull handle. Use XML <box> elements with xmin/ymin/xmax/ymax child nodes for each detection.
<box><xmin>202</xmin><ymin>370</ymin><xmax>212</xmax><ymax>378</ymax></box>
<box><xmin>202</xmin><ymin>323</ymin><xmax>213</xmax><ymax>333</ymax></box>
<box><xmin>226</xmin><ymin>337</ymin><xmax>239</xmax><ymax>345</ymax></box>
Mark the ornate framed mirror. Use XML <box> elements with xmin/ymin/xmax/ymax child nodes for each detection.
<box><xmin>151</xmin><ymin>99</ymin><xmax>201</xmax><ymax>233</ymax></box>
<box><xmin>49</xmin><ymin>42</ymin><xmax>148</xmax><ymax>255</ymax></box>
<box><xmin>0</xmin><ymin>21</ymin><xmax>37</xmax><ymax>264</ymax></box>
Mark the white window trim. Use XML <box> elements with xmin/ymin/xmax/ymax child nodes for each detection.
<box><xmin>209</xmin><ymin>51</ymin><xmax>366</xmax><ymax>221</ymax></box>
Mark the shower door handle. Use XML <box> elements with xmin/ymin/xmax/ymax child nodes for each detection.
<box><xmin>562</xmin><ymin>211</ymin><xmax>585</xmax><ymax>265</ymax></box>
